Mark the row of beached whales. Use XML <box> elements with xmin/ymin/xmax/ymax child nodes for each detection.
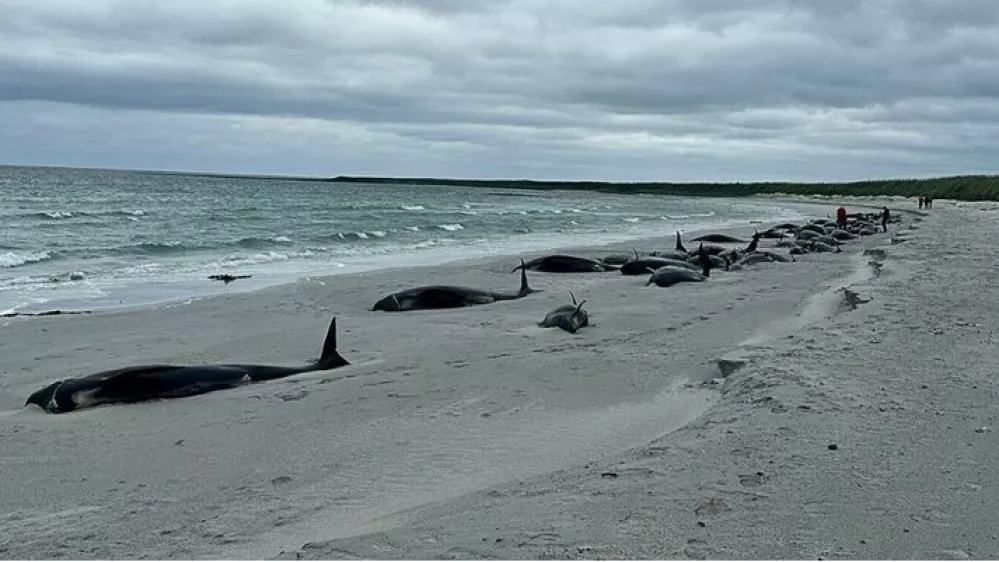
<box><xmin>23</xmin><ymin>212</ymin><xmax>894</xmax><ymax>414</ymax></box>
<box><xmin>370</xmin><ymin>211</ymin><xmax>890</xmax><ymax>325</ymax></box>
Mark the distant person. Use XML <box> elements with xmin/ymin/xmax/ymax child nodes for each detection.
<box><xmin>881</xmin><ymin>206</ymin><xmax>891</xmax><ymax>231</ymax></box>
<box><xmin>918</xmin><ymin>196</ymin><xmax>924</xmax><ymax>210</ymax></box>
<box><xmin>836</xmin><ymin>206</ymin><xmax>848</xmax><ymax>230</ymax></box>
<box><xmin>926</xmin><ymin>196</ymin><xmax>933</xmax><ymax>209</ymax></box>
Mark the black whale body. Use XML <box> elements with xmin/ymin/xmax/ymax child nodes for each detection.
<box><xmin>372</xmin><ymin>263</ymin><xmax>535</xmax><ymax>312</ymax></box>
<box><xmin>513</xmin><ymin>255</ymin><xmax>618</xmax><ymax>273</ymax></box>
<box><xmin>25</xmin><ymin>316</ymin><xmax>350</xmax><ymax>414</ymax></box>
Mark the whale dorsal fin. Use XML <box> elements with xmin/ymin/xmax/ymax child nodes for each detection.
<box><xmin>317</xmin><ymin>316</ymin><xmax>350</xmax><ymax>370</ymax></box>
<box><xmin>517</xmin><ymin>259</ymin><xmax>533</xmax><ymax>296</ymax></box>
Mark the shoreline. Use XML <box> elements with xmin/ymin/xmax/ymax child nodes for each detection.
<box><xmin>1</xmin><ymin>197</ymin><xmax>845</xmax><ymax>318</ymax></box>
<box><xmin>0</xmin><ymin>199</ymin><xmax>911</xmax><ymax>559</ymax></box>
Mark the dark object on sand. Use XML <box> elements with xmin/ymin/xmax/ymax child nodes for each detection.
<box><xmin>690</xmin><ymin>233</ymin><xmax>747</xmax><ymax>244</ymax></box>
<box><xmin>209</xmin><ymin>274</ymin><xmax>252</xmax><ymax>285</ymax></box>
<box><xmin>513</xmin><ymin>255</ymin><xmax>619</xmax><ymax>273</ymax></box>
<box><xmin>24</xmin><ymin>316</ymin><xmax>350</xmax><ymax>414</ymax></box>
<box><xmin>674</xmin><ymin>231</ymin><xmax>687</xmax><ymax>253</ymax></box>
<box><xmin>538</xmin><ymin>291</ymin><xmax>590</xmax><ymax>333</ymax></box>
<box><xmin>1</xmin><ymin>309</ymin><xmax>93</xmax><ymax>318</ymax></box>
<box><xmin>646</xmin><ymin>265</ymin><xmax>707</xmax><ymax>288</ymax></box>
<box><xmin>373</xmin><ymin>259</ymin><xmax>536</xmax><ymax>312</ymax></box>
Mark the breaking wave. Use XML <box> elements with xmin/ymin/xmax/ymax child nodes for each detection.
<box><xmin>0</xmin><ymin>250</ymin><xmax>54</xmax><ymax>268</ymax></box>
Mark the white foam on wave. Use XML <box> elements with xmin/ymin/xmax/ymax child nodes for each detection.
<box><xmin>0</xmin><ymin>251</ymin><xmax>52</xmax><ymax>268</ymax></box>
<box><xmin>227</xmin><ymin>250</ymin><xmax>317</xmax><ymax>267</ymax></box>
<box><xmin>401</xmin><ymin>205</ymin><xmax>425</xmax><ymax>211</ymax></box>
<box><xmin>0</xmin><ymin>296</ymin><xmax>51</xmax><ymax>316</ymax></box>
<box><xmin>1</xmin><ymin>191</ymin><xmax>817</xmax><ymax>315</ymax></box>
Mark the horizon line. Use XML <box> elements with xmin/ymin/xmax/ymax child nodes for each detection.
<box><xmin>1</xmin><ymin>162</ymin><xmax>996</xmax><ymax>186</ymax></box>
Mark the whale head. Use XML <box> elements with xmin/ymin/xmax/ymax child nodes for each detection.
<box><xmin>372</xmin><ymin>293</ymin><xmax>406</xmax><ymax>312</ymax></box>
<box><xmin>24</xmin><ymin>380</ymin><xmax>75</xmax><ymax>413</ymax></box>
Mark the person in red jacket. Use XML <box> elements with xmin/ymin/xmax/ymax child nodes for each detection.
<box><xmin>836</xmin><ymin>206</ymin><xmax>847</xmax><ymax>230</ymax></box>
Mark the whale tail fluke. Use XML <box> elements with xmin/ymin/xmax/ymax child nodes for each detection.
<box><xmin>569</xmin><ymin>291</ymin><xmax>578</xmax><ymax>305</ymax></box>
<box><xmin>316</xmin><ymin>316</ymin><xmax>350</xmax><ymax>370</ymax></box>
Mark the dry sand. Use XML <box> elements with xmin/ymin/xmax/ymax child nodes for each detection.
<box><xmin>1</xmin><ymin>198</ymin><xmax>992</xmax><ymax>560</ymax></box>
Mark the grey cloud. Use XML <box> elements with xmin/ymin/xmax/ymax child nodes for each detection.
<box><xmin>1</xmin><ymin>0</ymin><xmax>997</xmax><ymax>181</ymax></box>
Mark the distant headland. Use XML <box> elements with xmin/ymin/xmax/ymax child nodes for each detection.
<box><xmin>332</xmin><ymin>174</ymin><xmax>999</xmax><ymax>201</ymax></box>
<box><xmin>4</xmin><ymin>164</ymin><xmax>998</xmax><ymax>200</ymax></box>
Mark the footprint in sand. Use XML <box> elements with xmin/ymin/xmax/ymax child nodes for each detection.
<box><xmin>738</xmin><ymin>471</ymin><xmax>769</xmax><ymax>487</ymax></box>
<box><xmin>694</xmin><ymin>497</ymin><xmax>731</xmax><ymax>517</ymax></box>
<box><xmin>278</xmin><ymin>390</ymin><xmax>309</xmax><ymax>402</ymax></box>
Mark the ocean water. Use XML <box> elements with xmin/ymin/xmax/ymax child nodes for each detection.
<box><xmin>0</xmin><ymin>166</ymin><xmax>814</xmax><ymax>314</ymax></box>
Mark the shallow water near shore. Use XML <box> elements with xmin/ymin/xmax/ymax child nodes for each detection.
<box><xmin>0</xmin><ymin>165</ymin><xmax>819</xmax><ymax>313</ymax></box>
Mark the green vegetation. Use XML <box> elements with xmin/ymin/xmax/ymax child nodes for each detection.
<box><xmin>332</xmin><ymin>174</ymin><xmax>999</xmax><ymax>201</ymax></box>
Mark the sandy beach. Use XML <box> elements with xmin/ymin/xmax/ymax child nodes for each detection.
<box><xmin>1</xmin><ymin>198</ymin><xmax>993</xmax><ymax>560</ymax></box>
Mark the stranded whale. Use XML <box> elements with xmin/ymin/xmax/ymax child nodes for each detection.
<box><xmin>25</xmin><ymin>316</ymin><xmax>350</xmax><ymax>414</ymax></box>
<box><xmin>373</xmin><ymin>261</ymin><xmax>535</xmax><ymax>312</ymax></box>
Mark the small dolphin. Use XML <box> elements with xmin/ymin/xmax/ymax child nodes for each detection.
<box><xmin>538</xmin><ymin>292</ymin><xmax>590</xmax><ymax>333</ymax></box>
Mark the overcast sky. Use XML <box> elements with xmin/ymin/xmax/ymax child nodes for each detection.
<box><xmin>1</xmin><ymin>0</ymin><xmax>997</xmax><ymax>181</ymax></box>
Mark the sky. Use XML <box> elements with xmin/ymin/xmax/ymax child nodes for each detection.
<box><xmin>1</xmin><ymin>0</ymin><xmax>998</xmax><ymax>182</ymax></box>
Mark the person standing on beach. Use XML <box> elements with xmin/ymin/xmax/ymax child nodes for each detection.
<box><xmin>918</xmin><ymin>196</ymin><xmax>924</xmax><ymax>209</ymax></box>
<box><xmin>836</xmin><ymin>206</ymin><xmax>848</xmax><ymax>230</ymax></box>
<box><xmin>881</xmin><ymin>206</ymin><xmax>891</xmax><ymax>232</ymax></box>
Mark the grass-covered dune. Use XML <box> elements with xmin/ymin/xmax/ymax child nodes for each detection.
<box><xmin>333</xmin><ymin>174</ymin><xmax>999</xmax><ymax>201</ymax></box>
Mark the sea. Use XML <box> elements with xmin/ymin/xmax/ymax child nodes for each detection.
<box><xmin>0</xmin><ymin>165</ymin><xmax>817</xmax><ymax>314</ymax></box>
